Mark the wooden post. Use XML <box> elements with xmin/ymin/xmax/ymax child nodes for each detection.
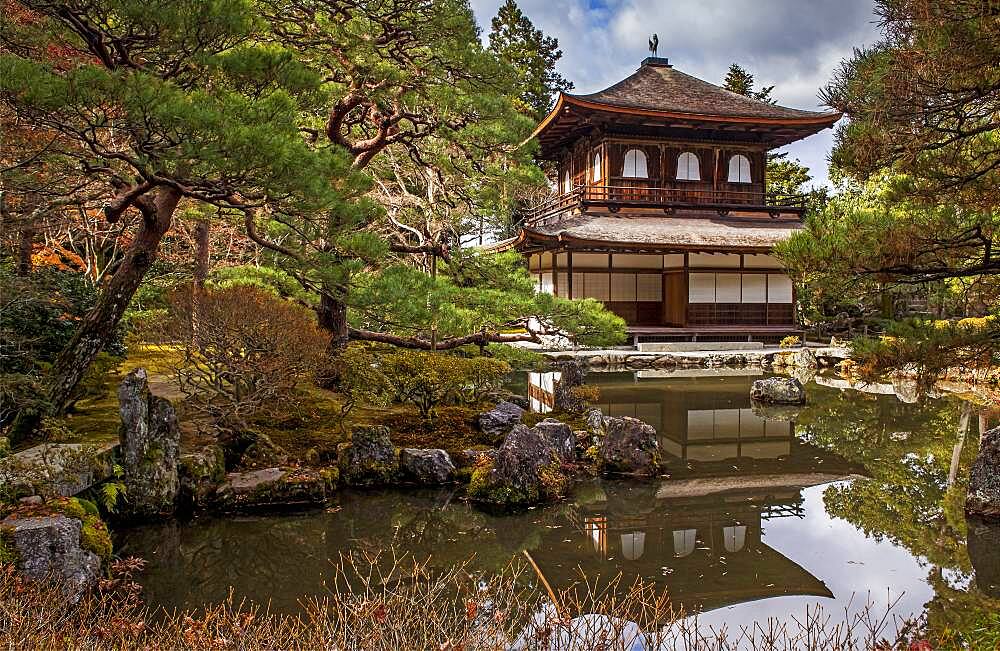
<box><xmin>567</xmin><ymin>251</ymin><xmax>574</xmax><ymax>299</ymax></box>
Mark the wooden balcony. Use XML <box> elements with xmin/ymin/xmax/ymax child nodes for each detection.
<box><xmin>526</xmin><ymin>183</ymin><xmax>808</xmax><ymax>223</ymax></box>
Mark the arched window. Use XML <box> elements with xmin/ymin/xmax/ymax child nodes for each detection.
<box><xmin>620</xmin><ymin>532</ymin><xmax>646</xmax><ymax>561</ymax></box>
<box><xmin>592</xmin><ymin>152</ymin><xmax>602</xmax><ymax>182</ymax></box>
<box><xmin>728</xmin><ymin>154</ymin><xmax>752</xmax><ymax>183</ymax></box>
<box><xmin>676</xmin><ymin>152</ymin><xmax>700</xmax><ymax>181</ymax></box>
<box><xmin>673</xmin><ymin>529</ymin><xmax>697</xmax><ymax>558</ymax></box>
<box><xmin>562</xmin><ymin>169</ymin><xmax>571</xmax><ymax>194</ymax></box>
<box><xmin>723</xmin><ymin>525</ymin><xmax>748</xmax><ymax>553</ymax></box>
<box><xmin>622</xmin><ymin>149</ymin><xmax>648</xmax><ymax>178</ymax></box>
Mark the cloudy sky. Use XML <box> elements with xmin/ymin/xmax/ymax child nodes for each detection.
<box><xmin>469</xmin><ymin>0</ymin><xmax>884</xmax><ymax>188</ymax></box>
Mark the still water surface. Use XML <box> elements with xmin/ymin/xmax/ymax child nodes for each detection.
<box><xmin>117</xmin><ymin>371</ymin><xmax>1000</xmax><ymax>628</ymax></box>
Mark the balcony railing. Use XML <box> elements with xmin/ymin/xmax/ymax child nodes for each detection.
<box><xmin>525</xmin><ymin>184</ymin><xmax>808</xmax><ymax>223</ymax></box>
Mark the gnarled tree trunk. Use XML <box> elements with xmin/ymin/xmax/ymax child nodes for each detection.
<box><xmin>46</xmin><ymin>187</ymin><xmax>182</xmax><ymax>415</ymax></box>
<box><xmin>318</xmin><ymin>290</ymin><xmax>350</xmax><ymax>352</ymax></box>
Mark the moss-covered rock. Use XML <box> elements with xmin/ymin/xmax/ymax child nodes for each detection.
<box><xmin>212</xmin><ymin>467</ymin><xmax>334</xmax><ymax>512</ymax></box>
<box><xmin>178</xmin><ymin>445</ymin><xmax>226</xmax><ymax>509</ymax></box>
<box><xmin>338</xmin><ymin>426</ymin><xmax>397</xmax><ymax>487</ymax></box>
<box><xmin>2</xmin><ymin>515</ymin><xmax>101</xmax><ymax>598</ymax></box>
<box><xmin>598</xmin><ymin>416</ymin><xmax>660</xmax><ymax>476</ymax></box>
<box><xmin>467</xmin><ymin>424</ymin><xmax>571</xmax><ymax>510</ymax></box>
<box><xmin>118</xmin><ymin>368</ymin><xmax>180</xmax><ymax>519</ymax></box>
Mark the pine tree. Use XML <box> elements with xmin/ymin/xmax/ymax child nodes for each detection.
<box><xmin>723</xmin><ymin>63</ymin><xmax>775</xmax><ymax>105</ymax></box>
<box><xmin>488</xmin><ymin>0</ymin><xmax>573</xmax><ymax>120</ymax></box>
<box><xmin>1</xmin><ymin>0</ymin><xmax>369</xmax><ymax>419</ymax></box>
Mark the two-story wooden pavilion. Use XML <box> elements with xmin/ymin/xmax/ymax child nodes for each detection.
<box><xmin>504</xmin><ymin>57</ymin><xmax>840</xmax><ymax>342</ymax></box>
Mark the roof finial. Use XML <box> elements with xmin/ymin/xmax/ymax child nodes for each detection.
<box><xmin>648</xmin><ymin>33</ymin><xmax>659</xmax><ymax>58</ymax></box>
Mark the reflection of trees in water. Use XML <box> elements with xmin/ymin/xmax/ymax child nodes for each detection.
<box><xmin>797</xmin><ymin>383</ymin><xmax>998</xmax><ymax>633</ymax></box>
<box><xmin>119</xmin><ymin>490</ymin><xmax>573</xmax><ymax>613</ymax></box>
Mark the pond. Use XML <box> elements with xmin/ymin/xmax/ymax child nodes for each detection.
<box><xmin>117</xmin><ymin>370</ymin><xmax>1000</xmax><ymax>632</ymax></box>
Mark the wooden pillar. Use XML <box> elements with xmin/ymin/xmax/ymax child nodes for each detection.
<box><xmin>567</xmin><ymin>251</ymin><xmax>574</xmax><ymax>299</ymax></box>
<box><xmin>552</xmin><ymin>249</ymin><xmax>559</xmax><ymax>297</ymax></box>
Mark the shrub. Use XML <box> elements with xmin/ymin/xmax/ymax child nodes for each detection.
<box><xmin>381</xmin><ymin>350</ymin><xmax>511</xmax><ymax>419</ymax></box>
<box><xmin>329</xmin><ymin>345</ymin><xmax>394</xmax><ymax>425</ymax></box>
<box><xmin>0</xmin><ymin>264</ymin><xmax>125</xmax><ymax>375</ymax></box>
<box><xmin>151</xmin><ymin>286</ymin><xmax>329</xmax><ymax>429</ymax></box>
<box><xmin>779</xmin><ymin>335</ymin><xmax>802</xmax><ymax>348</ymax></box>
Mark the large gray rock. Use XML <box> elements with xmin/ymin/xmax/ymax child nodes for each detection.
<box><xmin>468</xmin><ymin>424</ymin><xmax>569</xmax><ymax>509</ymax></box>
<box><xmin>553</xmin><ymin>361</ymin><xmax>588</xmax><ymax>413</ymax></box>
<box><xmin>399</xmin><ymin>448</ymin><xmax>455</xmax><ymax>484</ymax></box>
<box><xmin>967</xmin><ymin>426</ymin><xmax>1000</xmax><ymax>520</ymax></box>
<box><xmin>118</xmin><ymin>368</ymin><xmax>180</xmax><ymax>518</ymax></box>
<box><xmin>750</xmin><ymin>377</ymin><xmax>806</xmax><ymax>405</ymax></box>
<box><xmin>178</xmin><ymin>444</ymin><xmax>226</xmax><ymax>509</ymax></box>
<box><xmin>3</xmin><ymin>515</ymin><xmax>100</xmax><ymax>598</ymax></box>
<box><xmin>600</xmin><ymin>416</ymin><xmax>659</xmax><ymax>475</ymax></box>
<box><xmin>532</xmin><ymin>418</ymin><xmax>575</xmax><ymax>463</ymax></box>
<box><xmin>338</xmin><ymin>425</ymin><xmax>397</xmax><ymax>486</ymax></box>
<box><xmin>478</xmin><ymin>401</ymin><xmax>525</xmax><ymax>440</ymax></box>
<box><xmin>213</xmin><ymin>467</ymin><xmax>334</xmax><ymax>511</ymax></box>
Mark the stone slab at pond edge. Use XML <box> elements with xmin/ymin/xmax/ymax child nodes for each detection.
<box><xmin>750</xmin><ymin>377</ymin><xmax>807</xmax><ymax>405</ymax></box>
<box><xmin>213</xmin><ymin>467</ymin><xmax>336</xmax><ymax>511</ymax></box>
<box><xmin>0</xmin><ymin>442</ymin><xmax>117</xmax><ymax>499</ymax></box>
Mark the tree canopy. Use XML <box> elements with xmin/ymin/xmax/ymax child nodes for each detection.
<box><xmin>487</xmin><ymin>0</ymin><xmax>573</xmax><ymax>121</ymax></box>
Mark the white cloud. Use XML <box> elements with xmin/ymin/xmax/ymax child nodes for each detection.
<box><xmin>470</xmin><ymin>0</ymin><xmax>882</xmax><ymax>187</ymax></box>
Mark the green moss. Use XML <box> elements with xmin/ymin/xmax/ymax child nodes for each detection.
<box><xmin>76</xmin><ymin>498</ymin><xmax>100</xmax><ymax>517</ymax></box>
<box><xmin>50</xmin><ymin>497</ymin><xmax>87</xmax><ymax>520</ymax></box>
<box><xmin>0</xmin><ymin>527</ymin><xmax>18</xmax><ymax>565</ymax></box>
<box><xmin>466</xmin><ymin>460</ymin><xmax>539</xmax><ymax>508</ymax></box>
<box><xmin>80</xmin><ymin>515</ymin><xmax>113</xmax><ymax>564</ymax></box>
<box><xmin>318</xmin><ymin>466</ymin><xmax>340</xmax><ymax>488</ymax></box>
<box><xmin>0</xmin><ymin>436</ymin><xmax>10</xmax><ymax>459</ymax></box>
<box><xmin>522</xmin><ymin>410</ymin><xmax>589</xmax><ymax>431</ymax></box>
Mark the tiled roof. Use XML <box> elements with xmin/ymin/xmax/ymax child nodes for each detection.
<box><xmin>571</xmin><ymin>61</ymin><xmax>836</xmax><ymax>122</ymax></box>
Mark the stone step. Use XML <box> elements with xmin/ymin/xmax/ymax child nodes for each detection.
<box><xmin>636</xmin><ymin>341</ymin><xmax>766</xmax><ymax>352</ymax></box>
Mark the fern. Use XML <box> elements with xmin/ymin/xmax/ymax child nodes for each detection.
<box><xmin>100</xmin><ymin>481</ymin><xmax>126</xmax><ymax>514</ymax></box>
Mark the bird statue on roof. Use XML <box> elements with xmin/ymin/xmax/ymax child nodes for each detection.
<box><xmin>649</xmin><ymin>33</ymin><xmax>658</xmax><ymax>57</ymax></box>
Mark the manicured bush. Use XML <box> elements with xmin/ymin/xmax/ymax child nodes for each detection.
<box><xmin>381</xmin><ymin>350</ymin><xmax>511</xmax><ymax>419</ymax></box>
<box><xmin>328</xmin><ymin>345</ymin><xmax>394</xmax><ymax>425</ymax></box>
<box><xmin>152</xmin><ymin>286</ymin><xmax>330</xmax><ymax>429</ymax></box>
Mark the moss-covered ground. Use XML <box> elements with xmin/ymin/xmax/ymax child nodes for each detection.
<box><xmin>33</xmin><ymin>344</ymin><xmax>508</xmax><ymax>470</ymax></box>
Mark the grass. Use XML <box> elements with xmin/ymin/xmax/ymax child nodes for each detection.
<box><xmin>54</xmin><ymin>345</ymin><xmax>185</xmax><ymax>446</ymax></box>
<box><xmin>0</xmin><ymin>553</ymin><xmax>946</xmax><ymax>650</ymax></box>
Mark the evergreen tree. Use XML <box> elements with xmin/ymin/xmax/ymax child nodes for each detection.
<box><xmin>723</xmin><ymin>63</ymin><xmax>774</xmax><ymax>104</ymax></box>
<box><xmin>488</xmin><ymin>0</ymin><xmax>573</xmax><ymax>120</ymax></box>
<box><xmin>1</xmin><ymin>0</ymin><xmax>370</xmax><ymax>420</ymax></box>
<box><xmin>779</xmin><ymin>0</ymin><xmax>1000</xmax><ymax>378</ymax></box>
<box><xmin>822</xmin><ymin>0</ymin><xmax>1000</xmax><ymax>211</ymax></box>
<box><xmin>766</xmin><ymin>154</ymin><xmax>813</xmax><ymax>196</ymax></box>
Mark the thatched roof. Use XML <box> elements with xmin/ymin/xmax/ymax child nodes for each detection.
<box><xmin>518</xmin><ymin>212</ymin><xmax>802</xmax><ymax>252</ymax></box>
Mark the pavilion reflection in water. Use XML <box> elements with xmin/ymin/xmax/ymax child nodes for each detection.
<box><xmin>526</xmin><ymin>369</ymin><xmax>861</xmax><ymax>612</ymax></box>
